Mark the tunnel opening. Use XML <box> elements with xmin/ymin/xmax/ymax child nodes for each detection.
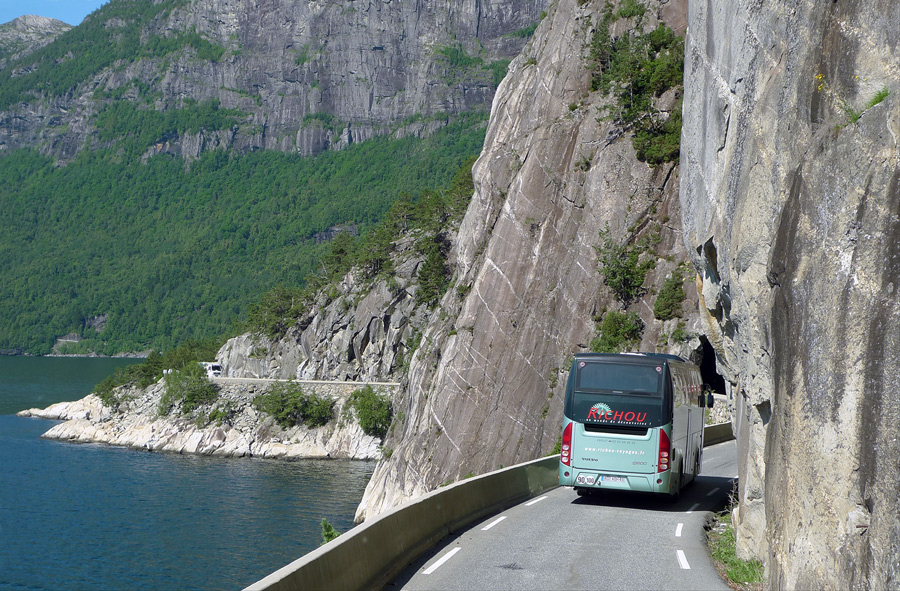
<box><xmin>698</xmin><ymin>335</ymin><xmax>727</xmax><ymax>395</ymax></box>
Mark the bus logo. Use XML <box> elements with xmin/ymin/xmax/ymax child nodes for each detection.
<box><xmin>590</xmin><ymin>403</ymin><xmax>611</xmax><ymax>415</ymax></box>
<box><xmin>587</xmin><ymin>403</ymin><xmax>648</xmax><ymax>424</ymax></box>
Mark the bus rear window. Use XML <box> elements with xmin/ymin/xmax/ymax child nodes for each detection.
<box><xmin>575</xmin><ymin>362</ymin><xmax>662</xmax><ymax>395</ymax></box>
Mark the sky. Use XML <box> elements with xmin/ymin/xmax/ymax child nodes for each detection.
<box><xmin>0</xmin><ymin>0</ymin><xmax>109</xmax><ymax>27</ymax></box>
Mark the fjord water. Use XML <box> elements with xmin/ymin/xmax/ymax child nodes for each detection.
<box><xmin>0</xmin><ymin>357</ymin><xmax>374</xmax><ymax>591</ymax></box>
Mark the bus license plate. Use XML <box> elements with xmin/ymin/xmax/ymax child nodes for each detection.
<box><xmin>575</xmin><ymin>474</ymin><xmax>597</xmax><ymax>485</ymax></box>
<box><xmin>600</xmin><ymin>475</ymin><xmax>626</xmax><ymax>484</ymax></box>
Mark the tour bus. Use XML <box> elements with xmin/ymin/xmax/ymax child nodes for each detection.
<box><xmin>558</xmin><ymin>352</ymin><xmax>713</xmax><ymax>498</ymax></box>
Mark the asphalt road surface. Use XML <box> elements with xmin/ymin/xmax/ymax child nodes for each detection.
<box><xmin>388</xmin><ymin>440</ymin><xmax>738</xmax><ymax>590</ymax></box>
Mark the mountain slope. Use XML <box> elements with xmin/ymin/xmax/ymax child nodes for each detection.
<box><xmin>355</xmin><ymin>0</ymin><xmax>697</xmax><ymax>520</ymax></box>
<box><xmin>0</xmin><ymin>0</ymin><xmax>546</xmax><ymax>354</ymax></box>
<box><xmin>0</xmin><ymin>15</ymin><xmax>70</xmax><ymax>67</ymax></box>
<box><xmin>0</xmin><ymin>0</ymin><xmax>545</xmax><ymax>160</ymax></box>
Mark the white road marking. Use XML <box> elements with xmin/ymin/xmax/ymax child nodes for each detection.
<box><xmin>482</xmin><ymin>516</ymin><xmax>507</xmax><ymax>531</ymax></box>
<box><xmin>424</xmin><ymin>547</ymin><xmax>461</xmax><ymax>574</ymax></box>
<box><xmin>675</xmin><ymin>523</ymin><xmax>684</xmax><ymax>537</ymax></box>
<box><xmin>677</xmin><ymin>549</ymin><xmax>691</xmax><ymax>570</ymax></box>
<box><xmin>525</xmin><ymin>496</ymin><xmax>548</xmax><ymax>506</ymax></box>
<box><xmin>707</xmin><ymin>487</ymin><xmax>720</xmax><ymax>497</ymax></box>
<box><xmin>687</xmin><ymin>503</ymin><xmax>700</xmax><ymax>514</ymax></box>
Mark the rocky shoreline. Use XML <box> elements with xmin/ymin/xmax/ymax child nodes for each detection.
<box><xmin>18</xmin><ymin>381</ymin><xmax>388</xmax><ymax>461</ymax></box>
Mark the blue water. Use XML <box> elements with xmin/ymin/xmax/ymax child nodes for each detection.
<box><xmin>0</xmin><ymin>357</ymin><xmax>375</xmax><ymax>591</ymax></box>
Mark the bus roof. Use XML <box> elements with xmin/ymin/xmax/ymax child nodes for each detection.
<box><xmin>573</xmin><ymin>352</ymin><xmax>687</xmax><ymax>363</ymax></box>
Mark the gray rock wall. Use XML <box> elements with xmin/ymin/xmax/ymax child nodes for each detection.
<box><xmin>0</xmin><ymin>15</ymin><xmax>70</xmax><ymax>68</ymax></box>
<box><xmin>681</xmin><ymin>0</ymin><xmax>900</xmax><ymax>587</ymax></box>
<box><xmin>0</xmin><ymin>0</ymin><xmax>545</xmax><ymax>160</ymax></box>
<box><xmin>218</xmin><ymin>244</ymin><xmax>428</xmax><ymax>382</ymax></box>
<box><xmin>354</xmin><ymin>0</ymin><xmax>703</xmax><ymax>521</ymax></box>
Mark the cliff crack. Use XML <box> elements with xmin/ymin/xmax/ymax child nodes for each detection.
<box><xmin>429</xmin><ymin>407</ymin><xmax>461</xmax><ymax>454</ymax></box>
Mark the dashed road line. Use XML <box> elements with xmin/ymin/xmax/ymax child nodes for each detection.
<box><xmin>707</xmin><ymin>487</ymin><xmax>720</xmax><ymax>496</ymax></box>
<box><xmin>481</xmin><ymin>516</ymin><xmax>506</xmax><ymax>531</ymax></box>
<box><xmin>686</xmin><ymin>502</ymin><xmax>700</xmax><ymax>514</ymax></box>
<box><xmin>675</xmin><ymin>523</ymin><xmax>684</xmax><ymax>537</ymax></box>
<box><xmin>423</xmin><ymin>547</ymin><xmax>461</xmax><ymax>574</ymax></box>
<box><xmin>676</xmin><ymin>549</ymin><xmax>691</xmax><ymax>570</ymax></box>
<box><xmin>525</xmin><ymin>496</ymin><xmax>548</xmax><ymax>506</ymax></box>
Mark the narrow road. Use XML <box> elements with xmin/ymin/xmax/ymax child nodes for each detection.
<box><xmin>388</xmin><ymin>440</ymin><xmax>737</xmax><ymax>590</ymax></box>
<box><xmin>212</xmin><ymin>376</ymin><xmax>401</xmax><ymax>386</ymax></box>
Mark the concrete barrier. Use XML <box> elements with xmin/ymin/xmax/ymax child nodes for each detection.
<box><xmin>245</xmin><ymin>454</ymin><xmax>559</xmax><ymax>591</ymax></box>
<box><xmin>704</xmin><ymin>422</ymin><xmax>735</xmax><ymax>446</ymax></box>
<box><xmin>247</xmin><ymin>423</ymin><xmax>734</xmax><ymax>591</ymax></box>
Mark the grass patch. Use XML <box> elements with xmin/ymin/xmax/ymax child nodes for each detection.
<box><xmin>866</xmin><ymin>87</ymin><xmax>890</xmax><ymax>110</ymax></box>
<box><xmin>707</xmin><ymin>511</ymin><xmax>765</xmax><ymax>588</ymax></box>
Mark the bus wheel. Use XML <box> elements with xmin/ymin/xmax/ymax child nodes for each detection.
<box><xmin>668</xmin><ymin>467</ymin><xmax>682</xmax><ymax>503</ymax></box>
<box><xmin>575</xmin><ymin>487</ymin><xmax>587</xmax><ymax>496</ymax></box>
<box><xmin>689</xmin><ymin>455</ymin><xmax>700</xmax><ymax>487</ymax></box>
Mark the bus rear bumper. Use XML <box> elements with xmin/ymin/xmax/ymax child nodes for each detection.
<box><xmin>560</xmin><ymin>465</ymin><xmax>673</xmax><ymax>494</ymax></box>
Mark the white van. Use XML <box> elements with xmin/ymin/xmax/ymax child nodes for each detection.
<box><xmin>199</xmin><ymin>362</ymin><xmax>223</xmax><ymax>378</ymax></box>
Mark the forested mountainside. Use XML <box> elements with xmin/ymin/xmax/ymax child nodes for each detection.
<box><xmin>0</xmin><ymin>0</ymin><xmax>544</xmax><ymax>160</ymax></box>
<box><xmin>0</xmin><ymin>119</ymin><xmax>485</xmax><ymax>355</ymax></box>
<box><xmin>0</xmin><ymin>0</ymin><xmax>545</xmax><ymax>354</ymax></box>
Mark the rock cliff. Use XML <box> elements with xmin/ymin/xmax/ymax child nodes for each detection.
<box><xmin>218</xmin><ymin>242</ymin><xmax>428</xmax><ymax>382</ymax></box>
<box><xmin>355</xmin><ymin>0</ymin><xmax>703</xmax><ymax>522</ymax></box>
<box><xmin>213</xmin><ymin>0</ymin><xmax>708</xmax><ymax>523</ymax></box>
<box><xmin>681</xmin><ymin>0</ymin><xmax>899</xmax><ymax>587</ymax></box>
<box><xmin>0</xmin><ymin>15</ymin><xmax>70</xmax><ymax>68</ymax></box>
<box><xmin>0</xmin><ymin>0</ymin><xmax>544</xmax><ymax>160</ymax></box>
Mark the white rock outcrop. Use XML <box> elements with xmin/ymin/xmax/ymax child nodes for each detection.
<box><xmin>18</xmin><ymin>381</ymin><xmax>390</xmax><ymax>460</ymax></box>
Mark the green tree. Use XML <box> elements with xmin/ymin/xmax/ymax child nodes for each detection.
<box><xmin>157</xmin><ymin>363</ymin><xmax>219</xmax><ymax>416</ymax></box>
<box><xmin>596</xmin><ymin>225</ymin><xmax>654</xmax><ymax>304</ymax></box>
<box><xmin>589</xmin><ymin>2</ymin><xmax>684</xmax><ymax>164</ymax></box>
<box><xmin>415</xmin><ymin>234</ymin><xmax>452</xmax><ymax>308</ymax></box>
<box><xmin>321</xmin><ymin>518</ymin><xmax>340</xmax><ymax>544</ymax></box>
<box><xmin>590</xmin><ymin>311</ymin><xmax>644</xmax><ymax>353</ymax></box>
<box><xmin>653</xmin><ymin>268</ymin><xmax>686</xmax><ymax>320</ymax></box>
<box><xmin>347</xmin><ymin>386</ymin><xmax>393</xmax><ymax>439</ymax></box>
<box><xmin>252</xmin><ymin>382</ymin><xmax>334</xmax><ymax>429</ymax></box>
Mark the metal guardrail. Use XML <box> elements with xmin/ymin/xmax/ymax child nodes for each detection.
<box><xmin>245</xmin><ymin>423</ymin><xmax>734</xmax><ymax>591</ymax></box>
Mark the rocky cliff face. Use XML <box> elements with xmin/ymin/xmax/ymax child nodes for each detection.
<box><xmin>213</xmin><ymin>0</ymin><xmax>706</xmax><ymax>522</ymax></box>
<box><xmin>0</xmin><ymin>0</ymin><xmax>544</xmax><ymax>160</ymax></box>
<box><xmin>353</xmin><ymin>0</ymin><xmax>703</xmax><ymax>521</ymax></box>
<box><xmin>218</xmin><ymin>237</ymin><xmax>430</xmax><ymax>382</ymax></box>
<box><xmin>0</xmin><ymin>15</ymin><xmax>70</xmax><ymax>68</ymax></box>
<box><xmin>681</xmin><ymin>1</ymin><xmax>900</xmax><ymax>588</ymax></box>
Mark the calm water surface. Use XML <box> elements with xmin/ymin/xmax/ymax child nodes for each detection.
<box><xmin>0</xmin><ymin>357</ymin><xmax>374</xmax><ymax>591</ymax></box>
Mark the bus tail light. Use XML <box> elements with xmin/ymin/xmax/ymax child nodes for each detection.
<box><xmin>658</xmin><ymin>428</ymin><xmax>670</xmax><ymax>473</ymax></box>
<box><xmin>560</xmin><ymin>422</ymin><xmax>573</xmax><ymax>466</ymax></box>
